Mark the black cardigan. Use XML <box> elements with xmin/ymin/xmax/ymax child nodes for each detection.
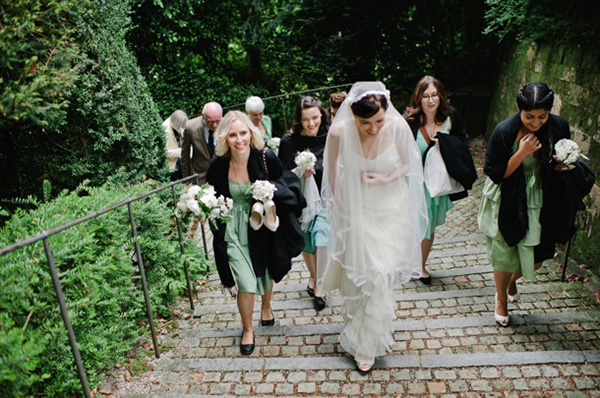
<box><xmin>278</xmin><ymin>124</ymin><xmax>328</xmax><ymax>191</ymax></box>
<box><xmin>408</xmin><ymin>106</ymin><xmax>474</xmax><ymax>201</ymax></box>
<box><xmin>206</xmin><ymin>148</ymin><xmax>306</xmax><ymax>287</ymax></box>
<box><xmin>483</xmin><ymin>113</ymin><xmax>571</xmax><ymax>261</ymax></box>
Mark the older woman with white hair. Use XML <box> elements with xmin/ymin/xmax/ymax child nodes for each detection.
<box><xmin>245</xmin><ymin>96</ymin><xmax>273</xmax><ymax>141</ymax></box>
<box><xmin>162</xmin><ymin>109</ymin><xmax>188</xmax><ymax>181</ymax></box>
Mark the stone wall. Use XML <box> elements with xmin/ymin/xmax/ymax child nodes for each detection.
<box><xmin>486</xmin><ymin>40</ymin><xmax>600</xmax><ymax>274</ymax></box>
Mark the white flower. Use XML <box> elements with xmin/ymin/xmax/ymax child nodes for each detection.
<box><xmin>251</xmin><ymin>180</ymin><xmax>277</xmax><ymax>202</ymax></box>
<box><xmin>555</xmin><ymin>139</ymin><xmax>589</xmax><ymax>165</ymax></box>
<box><xmin>200</xmin><ymin>193</ymin><xmax>218</xmax><ymax>208</ymax></box>
<box><xmin>187</xmin><ymin>199</ymin><xmax>201</xmax><ymax>216</ymax></box>
<box><xmin>268</xmin><ymin>137</ymin><xmax>281</xmax><ymax>150</ymax></box>
<box><xmin>295</xmin><ymin>150</ymin><xmax>317</xmax><ymax>174</ymax></box>
<box><xmin>188</xmin><ymin>185</ymin><xmax>201</xmax><ymax>198</ymax></box>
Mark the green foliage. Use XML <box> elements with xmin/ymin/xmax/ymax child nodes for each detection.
<box><xmin>0</xmin><ymin>180</ymin><xmax>208</xmax><ymax>397</ymax></box>
<box><xmin>1</xmin><ymin>0</ymin><xmax>167</xmax><ymax>201</ymax></box>
<box><xmin>129</xmin><ymin>0</ymin><xmax>496</xmax><ymax>127</ymax></box>
<box><xmin>483</xmin><ymin>0</ymin><xmax>600</xmax><ymax>49</ymax></box>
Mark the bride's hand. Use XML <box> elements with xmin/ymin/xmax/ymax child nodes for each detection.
<box><xmin>362</xmin><ymin>172</ymin><xmax>388</xmax><ymax>186</ymax></box>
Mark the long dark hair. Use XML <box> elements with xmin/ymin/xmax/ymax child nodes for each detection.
<box><xmin>291</xmin><ymin>96</ymin><xmax>329</xmax><ymax>135</ymax></box>
<box><xmin>403</xmin><ymin>75</ymin><xmax>450</xmax><ymax>126</ymax></box>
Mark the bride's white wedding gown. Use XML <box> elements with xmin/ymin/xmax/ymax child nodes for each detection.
<box><xmin>322</xmin><ymin>143</ymin><xmax>413</xmax><ymax>365</ymax></box>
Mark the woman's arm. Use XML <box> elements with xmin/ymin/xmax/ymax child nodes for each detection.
<box><xmin>504</xmin><ymin>133</ymin><xmax>541</xmax><ymax>179</ymax></box>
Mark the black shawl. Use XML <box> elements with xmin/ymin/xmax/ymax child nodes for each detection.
<box><xmin>278</xmin><ymin>124</ymin><xmax>329</xmax><ymax>191</ymax></box>
<box><xmin>206</xmin><ymin>148</ymin><xmax>306</xmax><ymax>287</ymax></box>
<box><xmin>483</xmin><ymin>113</ymin><xmax>571</xmax><ymax>257</ymax></box>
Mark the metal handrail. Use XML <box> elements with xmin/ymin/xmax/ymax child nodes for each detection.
<box><xmin>0</xmin><ymin>174</ymin><xmax>207</xmax><ymax>398</ymax></box>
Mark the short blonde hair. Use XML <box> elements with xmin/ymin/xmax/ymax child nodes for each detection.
<box><xmin>215</xmin><ymin>110</ymin><xmax>265</xmax><ymax>157</ymax></box>
<box><xmin>170</xmin><ymin>110</ymin><xmax>188</xmax><ymax>131</ymax></box>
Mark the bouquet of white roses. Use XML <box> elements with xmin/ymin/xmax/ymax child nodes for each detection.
<box><xmin>177</xmin><ymin>183</ymin><xmax>233</xmax><ymax>226</ymax></box>
<box><xmin>248</xmin><ymin>180</ymin><xmax>277</xmax><ymax>203</ymax></box>
<box><xmin>267</xmin><ymin>137</ymin><xmax>281</xmax><ymax>151</ymax></box>
<box><xmin>294</xmin><ymin>149</ymin><xmax>317</xmax><ymax>175</ymax></box>
<box><xmin>247</xmin><ymin>180</ymin><xmax>279</xmax><ymax>231</ymax></box>
<box><xmin>292</xmin><ymin>149</ymin><xmax>321</xmax><ymax>230</ymax></box>
<box><xmin>555</xmin><ymin>138</ymin><xmax>589</xmax><ymax>166</ymax></box>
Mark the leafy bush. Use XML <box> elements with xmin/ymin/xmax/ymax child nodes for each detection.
<box><xmin>1</xmin><ymin>0</ymin><xmax>167</xmax><ymax>200</ymax></box>
<box><xmin>0</xmin><ymin>179</ymin><xmax>208</xmax><ymax>397</ymax></box>
<box><xmin>484</xmin><ymin>0</ymin><xmax>599</xmax><ymax>49</ymax></box>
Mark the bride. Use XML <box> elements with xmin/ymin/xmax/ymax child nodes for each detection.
<box><xmin>318</xmin><ymin>81</ymin><xmax>427</xmax><ymax>372</ymax></box>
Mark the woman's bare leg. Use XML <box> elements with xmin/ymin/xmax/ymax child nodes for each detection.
<box><xmin>420</xmin><ymin>233</ymin><xmax>435</xmax><ymax>277</ymax></box>
<box><xmin>260</xmin><ymin>280</ymin><xmax>274</xmax><ymax>320</ymax></box>
<box><xmin>237</xmin><ymin>292</ymin><xmax>255</xmax><ymax>344</ymax></box>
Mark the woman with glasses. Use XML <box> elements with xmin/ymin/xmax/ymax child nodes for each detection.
<box><xmin>403</xmin><ymin>76</ymin><xmax>467</xmax><ymax>285</ymax></box>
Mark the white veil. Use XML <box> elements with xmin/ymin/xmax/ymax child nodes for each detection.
<box><xmin>317</xmin><ymin>81</ymin><xmax>428</xmax><ymax>298</ymax></box>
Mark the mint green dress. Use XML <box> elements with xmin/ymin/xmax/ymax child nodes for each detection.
<box><xmin>416</xmin><ymin>117</ymin><xmax>454</xmax><ymax>239</ymax></box>
<box><xmin>226</xmin><ymin>180</ymin><xmax>271</xmax><ymax>294</ymax></box>
<box><xmin>261</xmin><ymin>115</ymin><xmax>273</xmax><ymax>140</ymax></box>
<box><xmin>477</xmin><ymin>148</ymin><xmax>542</xmax><ymax>281</ymax></box>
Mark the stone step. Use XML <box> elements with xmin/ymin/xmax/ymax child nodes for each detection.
<box><xmin>193</xmin><ymin>281</ymin><xmax>590</xmax><ymax>319</ymax></box>
<box><xmin>166</xmin><ymin>310</ymin><xmax>600</xmax><ymax>360</ymax></box>
<box><xmin>207</xmin><ymin>240</ymin><xmax>489</xmax><ymax>283</ymax></box>
<box><xmin>156</xmin><ymin>350</ymin><xmax>600</xmax><ymax>373</ymax></box>
<box><xmin>199</xmin><ymin>264</ymin><xmax>496</xmax><ymax>301</ymax></box>
<box><xmin>121</xmin><ymin>351</ymin><xmax>600</xmax><ymax>398</ymax></box>
<box><xmin>120</xmin><ymin>351</ymin><xmax>600</xmax><ymax>396</ymax></box>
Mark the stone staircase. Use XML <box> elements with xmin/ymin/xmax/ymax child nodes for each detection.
<box><xmin>117</xmin><ymin>168</ymin><xmax>600</xmax><ymax>397</ymax></box>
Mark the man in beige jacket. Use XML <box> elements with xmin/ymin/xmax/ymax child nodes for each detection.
<box><xmin>181</xmin><ymin>102</ymin><xmax>222</xmax><ymax>184</ymax></box>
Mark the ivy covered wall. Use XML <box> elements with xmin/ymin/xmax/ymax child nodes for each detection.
<box><xmin>486</xmin><ymin>40</ymin><xmax>600</xmax><ymax>274</ymax></box>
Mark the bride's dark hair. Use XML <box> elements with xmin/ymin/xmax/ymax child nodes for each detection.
<box><xmin>351</xmin><ymin>94</ymin><xmax>388</xmax><ymax>118</ymax></box>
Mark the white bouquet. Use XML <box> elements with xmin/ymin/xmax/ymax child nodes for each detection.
<box><xmin>555</xmin><ymin>139</ymin><xmax>589</xmax><ymax>166</ymax></box>
<box><xmin>267</xmin><ymin>137</ymin><xmax>281</xmax><ymax>151</ymax></box>
<box><xmin>294</xmin><ymin>149</ymin><xmax>317</xmax><ymax>175</ymax></box>
<box><xmin>177</xmin><ymin>183</ymin><xmax>233</xmax><ymax>226</ymax></box>
<box><xmin>292</xmin><ymin>149</ymin><xmax>321</xmax><ymax>230</ymax></box>
<box><xmin>248</xmin><ymin>180</ymin><xmax>277</xmax><ymax>203</ymax></box>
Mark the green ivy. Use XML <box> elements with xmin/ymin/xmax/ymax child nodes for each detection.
<box><xmin>0</xmin><ymin>180</ymin><xmax>209</xmax><ymax>397</ymax></box>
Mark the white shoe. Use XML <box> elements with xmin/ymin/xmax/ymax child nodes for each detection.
<box><xmin>507</xmin><ymin>291</ymin><xmax>520</xmax><ymax>303</ymax></box>
<box><xmin>494</xmin><ymin>294</ymin><xmax>510</xmax><ymax>327</ymax></box>
<box><xmin>249</xmin><ymin>202</ymin><xmax>264</xmax><ymax>230</ymax></box>
<box><xmin>263</xmin><ymin>200</ymin><xmax>279</xmax><ymax>231</ymax></box>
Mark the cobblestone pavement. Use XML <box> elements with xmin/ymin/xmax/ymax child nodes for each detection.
<box><xmin>114</xmin><ymin>137</ymin><xmax>600</xmax><ymax>397</ymax></box>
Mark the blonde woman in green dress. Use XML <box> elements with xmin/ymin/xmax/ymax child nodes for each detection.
<box><xmin>207</xmin><ymin>111</ymin><xmax>302</xmax><ymax>355</ymax></box>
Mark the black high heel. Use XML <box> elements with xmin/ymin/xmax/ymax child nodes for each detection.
<box><xmin>307</xmin><ymin>282</ymin><xmax>315</xmax><ymax>297</ymax></box>
<box><xmin>419</xmin><ymin>275</ymin><xmax>432</xmax><ymax>285</ymax></box>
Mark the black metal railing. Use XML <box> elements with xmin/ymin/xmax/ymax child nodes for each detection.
<box><xmin>0</xmin><ymin>174</ymin><xmax>207</xmax><ymax>398</ymax></box>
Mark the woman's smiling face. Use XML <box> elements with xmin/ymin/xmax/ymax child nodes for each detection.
<box><xmin>520</xmin><ymin>108</ymin><xmax>550</xmax><ymax>133</ymax></box>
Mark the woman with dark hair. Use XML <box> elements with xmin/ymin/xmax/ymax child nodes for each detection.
<box><xmin>319</xmin><ymin>82</ymin><xmax>427</xmax><ymax>372</ymax></box>
<box><xmin>478</xmin><ymin>82</ymin><xmax>573</xmax><ymax>327</ymax></box>
<box><xmin>278</xmin><ymin>96</ymin><xmax>329</xmax><ymax>311</ymax></box>
<box><xmin>403</xmin><ymin>76</ymin><xmax>467</xmax><ymax>285</ymax></box>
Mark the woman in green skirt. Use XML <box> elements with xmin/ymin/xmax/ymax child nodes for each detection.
<box><xmin>478</xmin><ymin>83</ymin><xmax>571</xmax><ymax>327</ymax></box>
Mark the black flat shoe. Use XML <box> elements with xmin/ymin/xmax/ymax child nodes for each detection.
<box><xmin>307</xmin><ymin>282</ymin><xmax>315</xmax><ymax>297</ymax></box>
<box><xmin>261</xmin><ymin>309</ymin><xmax>275</xmax><ymax>327</ymax></box>
<box><xmin>314</xmin><ymin>296</ymin><xmax>327</xmax><ymax>311</ymax></box>
<box><xmin>240</xmin><ymin>332</ymin><xmax>255</xmax><ymax>355</ymax></box>
<box><xmin>419</xmin><ymin>276</ymin><xmax>432</xmax><ymax>285</ymax></box>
